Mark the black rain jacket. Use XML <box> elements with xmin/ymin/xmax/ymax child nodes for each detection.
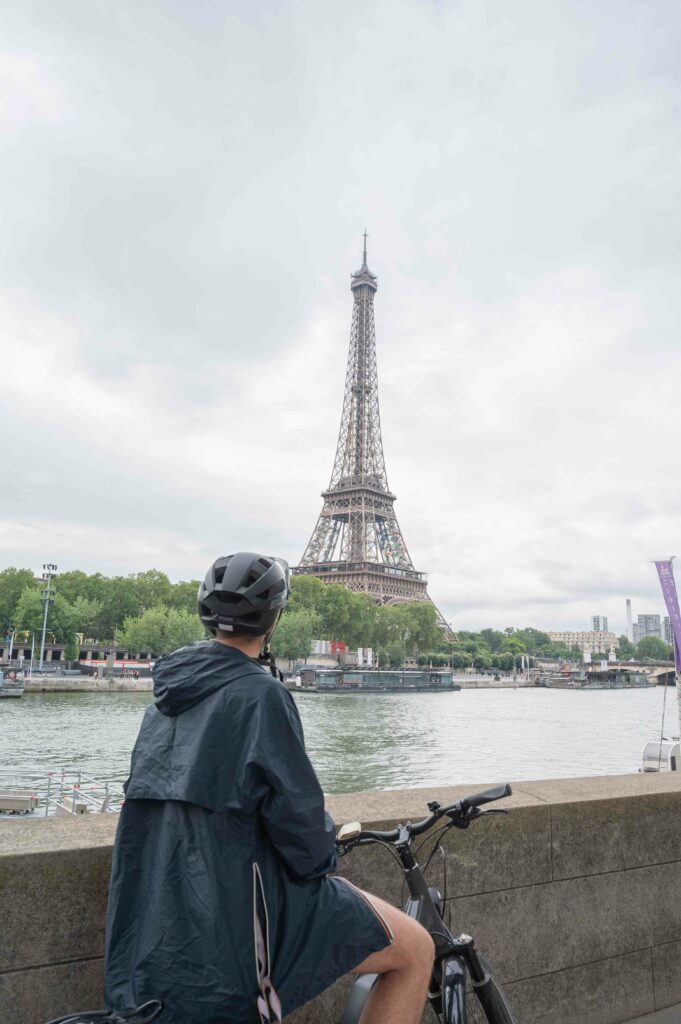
<box><xmin>103</xmin><ymin>641</ymin><xmax>391</xmax><ymax>1024</ymax></box>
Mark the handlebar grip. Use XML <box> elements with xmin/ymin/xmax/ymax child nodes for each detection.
<box><xmin>462</xmin><ymin>783</ymin><xmax>512</xmax><ymax>809</ymax></box>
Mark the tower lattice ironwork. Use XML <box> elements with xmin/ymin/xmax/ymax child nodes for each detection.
<box><xmin>294</xmin><ymin>236</ymin><xmax>437</xmax><ymax>609</ymax></box>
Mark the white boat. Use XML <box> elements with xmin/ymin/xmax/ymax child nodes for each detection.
<box><xmin>640</xmin><ymin>739</ymin><xmax>680</xmax><ymax>772</ymax></box>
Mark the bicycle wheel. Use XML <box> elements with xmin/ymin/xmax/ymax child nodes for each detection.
<box><xmin>465</xmin><ymin>955</ymin><xmax>517</xmax><ymax>1024</ymax></box>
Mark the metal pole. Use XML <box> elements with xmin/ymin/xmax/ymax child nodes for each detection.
<box><xmin>38</xmin><ymin>564</ymin><xmax>57</xmax><ymax>671</ymax></box>
<box><xmin>8</xmin><ymin>629</ymin><xmax>14</xmax><ymax>663</ymax></box>
<box><xmin>674</xmin><ymin>634</ymin><xmax>681</xmax><ymax>743</ymax></box>
<box><xmin>38</xmin><ymin>577</ymin><xmax>51</xmax><ymax>671</ymax></box>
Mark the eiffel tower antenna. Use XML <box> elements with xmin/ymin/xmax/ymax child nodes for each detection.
<box><xmin>294</xmin><ymin>237</ymin><xmax>446</xmax><ymax>619</ymax></box>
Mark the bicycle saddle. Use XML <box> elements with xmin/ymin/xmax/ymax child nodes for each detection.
<box><xmin>45</xmin><ymin>1000</ymin><xmax>163</xmax><ymax>1024</ymax></box>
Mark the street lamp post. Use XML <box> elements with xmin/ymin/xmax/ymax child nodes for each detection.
<box><xmin>38</xmin><ymin>563</ymin><xmax>58</xmax><ymax>671</ymax></box>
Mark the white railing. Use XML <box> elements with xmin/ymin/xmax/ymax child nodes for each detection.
<box><xmin>0</xmin><ymin>767</ymin><xmax>125</xmax><ymax>816</ymax></box>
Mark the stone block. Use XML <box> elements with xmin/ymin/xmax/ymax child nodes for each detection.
<box><xmin>447</xmin><ymin>860</ymin><xmax>681</xmax><ymax>981</ymax></box>
<box><xmin>0</xmin><ymin>958</ymin><xmax>103</xmax><ymax>1024</ymax></box>
<box><xmin>551</xmin><ymin>792</ymin><xmax>681</xmax><ymax>880</ymax></box>
<box><xmin>505</xmin><ymin>949</ymin><xmax>654</xmax><ymax>1024</ymax></box>
<box><xmin>438</xmin><ymin>803</ymin><xmax>551</xmax><ymax>898</ymax></box>
<box><xmin>653</xmin><ymin>939</ymin><xmax>681</xmax><ymax>1010</ymax></box>
<box><xmin>285</xmin><ymin>974</ymin><xmax>354</xmax><ymax>1024</ymax></box>
<box><xmin>0</xmin><ymin>847</ymin><xmax>111</xmax><ymax>972</ymax></box>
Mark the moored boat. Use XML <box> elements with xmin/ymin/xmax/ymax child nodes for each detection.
<box><xmin>0</xmin><ymin>670</ymin><xmax>25</xmax><ymax>697</ymax></box>
<box><xmin>287</xmin><ymin>668</ymin><xmax>461</xmax><ymax>693</ymax></box>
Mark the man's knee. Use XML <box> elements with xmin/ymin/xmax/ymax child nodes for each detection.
<box><xmin>391</xmin><ymin>915</ymin><xmax>435</xmax><ymax>973</ymax></box>
<box><xmin>414</xmin><ymin>922</ymin><xmax>436</xmax><ymax>971</ymax></box>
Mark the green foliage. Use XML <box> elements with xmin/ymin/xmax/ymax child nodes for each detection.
<box><xmin>479</xmin><ymin>628</ymin><xmax>505</xmax><ymax>652</ymax></box>
<box><xmin>13</xmin><ymin>587</ymin><xmax>103</xmax><ymax>645</ymax></box>
<box><xmin>636</xmin><ymin>636</ymin><xmax>672</xmax><ymax>661</ymax></box>
<box><xmin>385</xmin><ymin>641</ymin><xmax>406</xmax><ymax>667</ymax></box>
<box><xmin>0</xmin><ymin>568</ymin><xmax>38</xmax><ymax>631</ymax></box>
<box><xmin>0</xmin><ymin>566</ymin><xmax>206</xmax><ymax>643</ymax></box>
<box><xmin>285</xmin><ymin>577</ymin><xmax>439</xmax><ymax>656</ymax></box>
<box><xmin>270</xmin><ymin>609</ymin><xmax>322</xmax><ymax>662</ymax></box>
<box><xmin>167</xmin><ymin>580</ymin><xmax>201</xmax><ymax>614</ymax></box>
<box><xmin>13</xmin><ymin>587</ymin><xmax>46</xmax><ymax>636</ymax></box>
<box><xmin>450</xmin><ymin>651</ymin><xmax>470</xmax><ymax>669</ymax></box>
<box><xmin>118</xmin><ymin>607</ymin><xmax>205</xmax><ymax>656</ymax></box>
<box><xmin>617</xmin><ymin>635</ymin><xmax>636</xmax><ymax>659</ymax></box>
<box><xmin>64</xmin><ymin>635</ymin><xmax>80</xmax><ymax>661</ymax></box>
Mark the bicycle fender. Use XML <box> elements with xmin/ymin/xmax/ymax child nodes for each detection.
<box><xmin>339</xmin><ymin>973</ymin><xmax>379</xmax><ymax>1024</ymax></box>
<box><xmin>442</xmin><ymin>955</ymin><xmax>467</xmax><ymax>1024</ymax></box>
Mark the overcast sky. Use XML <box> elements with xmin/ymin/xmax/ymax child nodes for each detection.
<box><xmin>1</xmin><ymin>0</ymin><xmax>679</xmax><ymax>634</ymax></box>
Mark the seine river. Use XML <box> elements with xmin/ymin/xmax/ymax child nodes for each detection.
<box><xmin>1</xmin><ymin>686</ymin><xmax>676</xmax><ymax>795</ymax></box>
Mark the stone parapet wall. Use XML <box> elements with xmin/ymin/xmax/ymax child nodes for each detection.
<box><xmin>2</xmin><ymin>773</ymin><xmax>680</xmax><ymax>1024</ymax></box>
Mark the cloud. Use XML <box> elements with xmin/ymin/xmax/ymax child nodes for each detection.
<box><xmin>0</xmin><ymin>0</ymin><xmax>679</xmax><ymax>635</ymax></box>
<box><xmin>0</xmin><ymin>52</ymin><xmax>67</xmax><ymax>126</ymax></box>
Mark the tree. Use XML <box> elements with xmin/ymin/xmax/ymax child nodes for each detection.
<box><xmin>13</xmin><ymin>588</ymin><xmax>103</xmax><ymax>645</ymax></box>
<box><xmin>288</xmin><ymin>576</ymin><xmax>327</xmax><ymax>613</ymax></box>
<box><xmin>13</xmin><ymin>587</ymin><xmax>46</xmax><ymax>637</ymax></box>
<box><xmin>480</xmin><ymin>628</ymin><xmax>505</xmax><ymax>652</ymax></box>
<box><xmin>0</xmin><ymin>567</ymin><xmax>38</xmax><ymax>632</ymax></box>
<box><xmin>617</xmin><ymin>635</ymin><xmax>636</xmax><ymax>660</ymax></box>
<box><xmin>451</xmin><ymin>651</ymin><xmax>470</xmax><ymax>669</ymax></box>
<box><xmin>168</xmin><ymin>580</ymin><xmax>201</xmax><ymax>614</ymax></box>
<box><xmin>385</xmin><ymin>641</ymin><xmax>406</xmax><ymax>667</ymax></box>
<box><xmin>133</xmin><ymin>570</ymin><xmax>173</xmax><ymax>612</ymax></box>
<box><xmin>118</xmin><ymin>607</ymin><xmax>205</xmax><ymax>657</ymax></box>
<box><xmin>473</xmin><ymin>652</ymin><xmax>492</xmax><ymax>670</ymax></box>
<box><xmin>270</xmin><ymin>609</ymin><xmax>321</xmax><ymax>662</ymax></box>
<box><xmin>636</xmin><ymin>636</ymin><xmax>671</xmax><ymax>661</ymax></box>
<box><xmin>501</xmin><ymin>637</ymin><xmax>525</xmax><ymax>656</ymax></box>
<box><xmin>64</xmin><ymin>635</ymin><xmax>80</xmax><ymax>661</ymax></box>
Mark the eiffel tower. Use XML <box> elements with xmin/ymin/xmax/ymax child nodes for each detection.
<box><xmin>294</xmin><ymin>235</ymin><xmax>438</xmax><ymax>610</ymax></box>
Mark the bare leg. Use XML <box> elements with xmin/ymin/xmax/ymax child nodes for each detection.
<box><xmin>351</xmin><ymin>891</ymin><xmax>435</xmax><ymax>1024</ymax></box>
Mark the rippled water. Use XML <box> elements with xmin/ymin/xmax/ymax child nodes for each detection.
<box><xmin>0</xmin><ymin>686</ymin><xmax>677</xmax><ymax>794</ymax></box>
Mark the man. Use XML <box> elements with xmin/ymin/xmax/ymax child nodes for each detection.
<box><xmin>104</xmin><ymin>552</ymin><xmax>433</xmax><ymax>1024</ymax></box>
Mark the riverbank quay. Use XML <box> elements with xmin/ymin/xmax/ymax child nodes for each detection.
<box><xmin>2</xmin><ymin>774</ymin><xmax>681</xmax><ymax>1024</ymax></box>
<box><xmin>21</xmin><ymin>673</ymin><xmax>527</xmax><ymax>694</ymax></box>
<box><xmin>23</xmin><ymin>675</ymin><xmax>153</xmax><ymax>693</ymax></box>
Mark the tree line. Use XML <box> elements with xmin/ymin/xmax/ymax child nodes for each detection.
<box><xmin>0</xmin><ymin>566</ymin><xmax>674</xmax><ymax>664</ymax></box>
<box><xmin>0</xmin><ymin>567</ymin><xmax>203</xmax><ymax>658</ymax></box>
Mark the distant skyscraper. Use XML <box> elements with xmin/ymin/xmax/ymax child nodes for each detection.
<box><xmin>637</xmin><ymin>614</ymin><xmax>661</xmax><ymax>641</ymax></box>
<box><xmin>626</xmin><ymin>599</ymin><xmax>633</xmax><ymax>641</ymax></box>
<box><xmin>663</xmin><ymin>616</ymin><xmax>672</xmax><ymax>645</ymax></box>
<box><xmin>592</xmin><ymin>616</ymin><xmax>608</xmax><ymax>632</ymax></box>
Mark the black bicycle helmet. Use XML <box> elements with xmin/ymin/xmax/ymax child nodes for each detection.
<box><xmin>197</xmin><ymin>552</ymin><xmax>290</xmax><ymax>637</ymax></box>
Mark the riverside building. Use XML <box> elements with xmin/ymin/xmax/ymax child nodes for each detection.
<box><xmin>547</xmin><ymin>631</ymin><xmax>619</xmax><ymax>656</ymax></box>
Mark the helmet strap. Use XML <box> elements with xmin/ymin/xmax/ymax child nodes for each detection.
<box><xmin>258</xmin><ymin>645</ymin><xmax>284</xmax><ymax>682</ymax></box>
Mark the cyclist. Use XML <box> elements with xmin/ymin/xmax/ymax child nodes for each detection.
<box><xmin>104</xmin><ymin>552</ymin><xmax>434</xmax><ymax>1024</ymax></box>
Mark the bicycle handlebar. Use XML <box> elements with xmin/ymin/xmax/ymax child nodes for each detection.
<box><xmin>338</xmin><ymin>783</ymin><xmax>512</xmax><ymax>848</ymax></box>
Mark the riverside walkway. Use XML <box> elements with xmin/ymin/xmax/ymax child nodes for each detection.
<box><xmin>1</xmin><ymin>772</ymin><xmax>680</xmax><ymax>1024</ymax></box>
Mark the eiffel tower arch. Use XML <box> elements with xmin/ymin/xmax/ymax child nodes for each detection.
<box><xmin>294</xmin><ymin>236</ymin><xmax>444</xmax><ymax>620</ymax></box>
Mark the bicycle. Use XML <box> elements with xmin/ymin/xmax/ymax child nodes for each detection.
<box><xmin>336</xmin><ymin>783</ymin><xmax>518</xmax><ymax>1024</ymax></box>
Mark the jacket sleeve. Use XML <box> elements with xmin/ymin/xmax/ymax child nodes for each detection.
<box><xmin>251</xmin><ymin>683</ymin><xmax>338</xmax><ymax>880</ymax></box>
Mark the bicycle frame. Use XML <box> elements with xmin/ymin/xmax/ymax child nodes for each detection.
<box><xmin>339</xmin><ymin>787</ymin><xmax>512</xmax><ymax>1024</ymax></box>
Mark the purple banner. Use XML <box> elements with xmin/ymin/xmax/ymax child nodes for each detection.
<box><xmin>654</xmin><ymin>560</ymin><xmax>681</xmax><ymax>673</ymax></box>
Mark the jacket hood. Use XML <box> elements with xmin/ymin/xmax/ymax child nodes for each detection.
<box><xmin>153</xmin><ymin>640</ymin><xmax>267</xmax><ymax>716</ymax></box>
